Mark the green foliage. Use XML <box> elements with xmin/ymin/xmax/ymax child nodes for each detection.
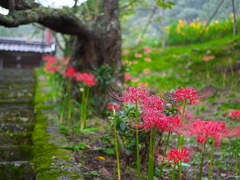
<box><xmin>63</xmin><ymin>143</ymin><xmax>90</xmax><ymax>152</ymax></box>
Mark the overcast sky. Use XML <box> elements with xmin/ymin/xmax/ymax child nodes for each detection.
<box><xmin>0</xmin><ymin>0</ymin><xmax>87</xmax><ymax>14</ymax></box>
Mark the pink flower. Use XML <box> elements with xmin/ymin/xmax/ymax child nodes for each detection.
<box><xmin>122</xmin><ymin>87</ymin><xmax>148</xmax><ymax>104</ymax></box>
<box><xmin>108</xmin><ymin>103</ymin><xmax>121</xmax><ymax>111</ymax></box>
<box><xmin>203</xmin><ymin>55</ymin><xmax>214</xmax><ymax>62</ymax></box>
<box><xmin>142</xmin><ymin>95</ymin><xmax>165</xmax><ymax>111</ymax></box>
<box><xmin>166</xmin><ymin>115</ymin><xmax>181</xmax><ymax>133</ymax></box>
<box><xmin>144</xmin><ymin>57</ymin><xmax>152</xmax><ymax>62</ymax></box>
<box><xmin>43</xmin><ymin>55</ymin><xmax>56</xmax><ymax>62</ymax></box>
<box><xmin>144</xmin><ymin>46</ymin><xmax>151</xmax><ymax>54</ymax></box>
<box><xmin>156</xmin><ymin>147</ymin><xmax>190</xmax><ymax>166</ymax></box>
<box><xmin>143</xmin><ymin>68</ymin><xmax>150</xmax><ymax>74</ymax></box>
<box><xmin>75</xmin><ymin>73</ymin><xmax>97</xmax><ymax>87</ymax></box>
<box><xmin>63</xmin><ymin>67</ymin><xmax>76</xmax><ymax>78</ymax></box>
<box><xmin>183</xmin><ymin>120</ymin><xmax>227</xmax><ymax>146</ymax></box>
<box><xmin>124</xmin><ymin>73</ymin><xmax>132</xmax><ymax>81</ymax></box>
<box><xmin>227</xmin><ymin>57</ymin><xmax>232</xmax><ymax>62</ymax></box>
<box><xmin>140</xmin><ymin>109</ymin><xmax>167</xmax><ymax>132</ymax></box>
<box><xmin>134</xmin><ymin>53</ymin><xmax>142</xmax><ymax>58</ymax></box>
<box><xmin>122</xmin><ymin>49</ymin><xmax>129</xmax><ymax>55</ymax></box>
<box><xmin>229</xmin><ymin>110</ymin><xmax>240</xmax><ymax>120</ymax></box>
<box><xmin>174</xmin><ymin>87</ymin><xmax>198</xmax><ymax>104</ymax></box>
<box><xmin>45</xmin><ymin>65</ymin><xmax>62</xmax><ymax>73</ymax></box>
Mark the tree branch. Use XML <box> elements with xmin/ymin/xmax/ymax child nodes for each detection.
<box><xmin>0</xmin><ymin>6</ymin><xmax>92</xmax><ymax>37</ymax></box>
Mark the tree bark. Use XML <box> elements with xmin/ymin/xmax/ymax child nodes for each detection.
<box><xmin>231</xmin><ymin>0</ymin><xmax>238</xmax><ymax>35</ymax></box>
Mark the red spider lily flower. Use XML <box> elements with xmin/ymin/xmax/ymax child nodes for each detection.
<box><xmin>108</xmin><ymin>103</ymin><xmax>121</xmax><ymax>111</ymax></box>
<box><xmin>166</xmin><ymin>115</ymin><xmax>181</xmax><ymax>133</ymax></box>
<box><xmin>43</xmin><ymin>55</ymin><xmax>56</xmax><ymax>62</ymax></box>
<box><xmin>144</xmin><ymin>57</ymin><xmax>152</xmax><ymax>62</ymax></box>
<box><xmin>63</xmin><ymin>67</ymin><xmax>76</xmax><ymax>78</ymax></box>
<box><xmin>203</xmin><ymin>55</ymin><xmax>214</xmax><ymax>62</ymax></box>
<box><xmin>144</xmin><ymin>46</ymin><xmax>151</xmax><ymax>54</ymax></box>
<box><xmin>156</xmin><ymin>147</ymin><xmax>190</xmax><ymax>166</ymax></box>
<box><xmin>134</xmin><ymin>53</ymin><xmax>142</xmax><ymax>58</ymax></box>
<box><xmin>122</xmin><ymin>49</ymin><xmax>129</xmax><ymax>55</ymax></box>
<box><xmin>227</xmin><ymin>57</ymin><xmax>232</xmax><ymax>62</ymax></box>
<box><xmin>45</xmin><ymin>65</ymin><xmax>62</xmax><ymax>73</ymax></box>
<box><xmin>167</xmin><ymin>147</ymin><xmax>190</xmax><ymax>165</ymax></box>
<box><xmin>140</xmin><ymin>109</ymin><xmax>168</xmax><ymax>132</ymax></box>
<box><xmin>142</xmin><ymin>95</ymin><xmax>165</xmax><ymax>111</ymax></box>
<box><xmin>182</xmin><ymin>120</ymin><xmax>227</xmax><ymax>146</ymax></box>
<box><xmin>124</xmin><ymin>73</ymin><xmax>132</xmax><ymax>81</ymax></box>
<box><xmin>174</xmin><ymin>87</ymin><xmax>198</xmax><ymax>104</ymax></box>
<box><xmin>122</xmin><ymin>87</ymin><xmax>148</xmax><ymax>104</ymax></box>
<box><xmin>75</xmin><ymin>73</ymin><xmax>97</xmax><ymax>87</ymax></box>
<box><xmin>229</xmin><ymin>110</ymin><xmax>240</xmax><ymax>120</ymax></box>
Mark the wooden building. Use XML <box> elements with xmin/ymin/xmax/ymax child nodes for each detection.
<box><xmin>0</xmin><ymin>37</ymin><xmax>56</xmax><ymax>69</ymax></box>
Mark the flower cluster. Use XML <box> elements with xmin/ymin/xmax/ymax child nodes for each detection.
<box><xmin>174</xmin><ymin>87</ymin><xmax>198</xmax><ymax>104</ymax></box>
<box><xmin>181</xmin><ymin>119</ymin><xmax>237</xmax><ymax>146</ymax></box>
<box><xmin>156</xmin><ymin>147</ymin><xmax>190</xmax><ymax>166</ymax></box>
<box><xmin>229</xmin><ymin>109</ymin><xmax>240</xmax><ymax>120</ymax></box>
<box><xmin>75</xmin><ymin>73</ymin><xmax>97</xmax><ymax>87</ymax></box>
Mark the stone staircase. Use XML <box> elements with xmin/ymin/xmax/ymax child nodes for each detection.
<box><xmin>0</xmin><ymin>69</ymin><xmax>36</xmax><ymax>180</ymax></box>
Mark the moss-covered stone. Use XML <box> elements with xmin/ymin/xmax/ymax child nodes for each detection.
<box><xmin>31</xmin><ymin>68</ymin><xmax>82</xmax><ymax>180</ymax></box>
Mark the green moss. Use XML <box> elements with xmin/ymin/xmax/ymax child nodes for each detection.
<box><xmin>32</xmin><ymin>68</ymin><xmax>82</xmax><ymax>180</ymax></box>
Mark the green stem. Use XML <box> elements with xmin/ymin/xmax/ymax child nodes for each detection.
<box><xmin>177</xmin><ymin>100</ymin><xmax>187</xmax><ymax>149</ymax></box>
<box><xmin>229</xmin><ymin>62</ymin><xmax>234</xmax><ymax>77</ymax></box>
<box><xmin>135</xmin><ymin>101</ymin><xmax>141</xmax><ymax>180</ymax></box>
<box><xmin>67</xmin><ymin>78</ymin><xmax>71</xmax><ymax>121</ymax></box>
<box><xmin>178</xmin><ymin>162</ymin><xmax>182</xmax><ymax>180</ymax></box>
<box><xmin>208</xmin><ymin>139</ymin><xmax>215</xmax><ymax>180</ymax></box>
<box><xmin>113</xmin><ymin>110</ymin><xmax>121</xmax><ymax>180</ymax></box>
<box><xmin>236</xmin><ymin>139</ymin><xmax>239</xmax><ymax>180</ymax></box>
<box><xmin>148</xmin><ymin>128</ymin><xmax>155</xmax><ymax>180</ymax></box>
<box><xmin>206</xmin><ymin>62</ymin><xmax>209</xmax><ymax>78</ymax></box>
<box><xmin>80</xmin><ymin>88</ymin><xmax>85</xmax><ymax>129</ymax></box>
<box><xmin>199</xmin><ymin>142</ymin><xmax>206</xmax><ymax>180</ymax></box>
<box><xmin>83</xmin><ymin>86</ymin><xmax>90</xmax><ymax>128</ymax></box>
<box><xmin>60</xmin><ymin>96</ymin><xmax>66</xmax><ymax>124</ymax></box>
<box><xmin>159</xmin><ymin>130</ymin><xmax>171</xmax><ymax>180</ymax></box>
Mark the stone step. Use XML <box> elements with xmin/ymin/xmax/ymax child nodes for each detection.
<box><xmin>0</xmin><ymin>89</ymin><xmax>34</xmax><ymax>99</ymax></box>
<box><xmin>0</xmin><ymin>98</ymin><xmax>33</xmax><ymax>105</ymax></box>
<box><xmin>0</xmin><ymin>161</ymin><xmax>35</xmax><ymax>180</ymax></box>
<box><xmin>0</xmin><ymin>132</ymin><xmax>33</xmax><ymax>146</ymax></box>
<box><xmin>0</xmin><ymin>123</ymin><xmax>35</xmax><ymax>133</ymax></box>
<box><xmin>0</xmin><ymin>145</ymin><xmax>33</xmax><ymax>161</ymax></box>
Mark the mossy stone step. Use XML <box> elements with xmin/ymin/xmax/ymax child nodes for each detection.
<box><xmin>0</xmin><ymin>132</ymin><xmax>33</xmax><ymax>145</ymax></box>
<box><xmin>0</xmin><ymin>161</ymin><xmax>35</xmax><ymax>180</ymax></box>
<box><xmin>0</xmin><ymin>99</ymin><xmax>33</xmax><ymax>105</ymax></box>
<box><xmin>0</xmin><ymin>123</ymin><xmax>35</xmax><ymax>133</ymax></box>
<box><xmin>0</xmin><ymin>145</ymin><xmax>33</xmax><ymax>161</ymax></box>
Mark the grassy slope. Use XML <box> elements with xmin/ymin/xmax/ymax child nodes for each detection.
<box><xmin>127</xmin><ymin>34</ymin><xmax>240</xmax><ymax>92</ymax></box>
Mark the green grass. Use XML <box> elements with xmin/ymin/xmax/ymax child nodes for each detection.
<box><xmin>125</xmin><ymin>34</ymin><xmax>240</xmax><ymax>91</ymax></box>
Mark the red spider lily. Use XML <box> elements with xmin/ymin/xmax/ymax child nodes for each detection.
<box><xmin>142</xmin><ymin>95</ymin><xmax>165</xmax><ymax>111</ymax></box>
<box><xmin>144</xmin><ymin>46</ymin><xmax>151</xmax><ymax>54</ymax></box>
<box><xmin>134</xmin><ymin>53</ymin><xmax>142</xmax><ymax>58</ymax></box>
<box><xmin>121</xmin><ymin>87</ymin><xmax>148</xmax><ymax>104</ymax></box>
<box><xmin>166</xmin><ymin>115</ymin><xmax>181</xmax><ymax>133</ymax></box>
<box><xmin>174</xmin><ymin>87</ymin><xmax>198</xmax><ymax>104</ymax></box>
<box><xmin>229</xmin><ymin>110</ymin><xmax>240</xmax><ymax>120</ymax></box>
<box><xmin>156</xmin><ymin>147</ymin><xmax>190</xmax><ymax>166</ymax></box>
<box><xmin>43</xmin><ymin>55</ymin><xmax>56</xmax><ymax>62</ymax></box>
<box><xmin>45</xmin><ymin>65</ymin><xmax>62</xmax><ymax>73</ymax></box>
<box><xmin>63</xmin><ymin>67</ymin><xmax>76</xmax><ymax>78</ymax></box>
<box><xmin>75</xmin><ymin>73</ymin><xmax>97</xmax><ymax>87</ymax></box>
<box><xmin>122</xmin><ymin>49</ymin><xmax>129</xmax><ymax>55</ymax></box>
<box><xmin>202</xmin><ymin>55</ymin><xmax>214</xmax><ymax>62</ymax></box>
<box><xmin>108</xmin><ymin>103</ymin><xmax>121</xmax><ymax>111</ymax></box>
<box><xmin>182</xmin><ymin>120</ymin><xmax>228</xmax><ymax>146</ymax></box>
<box><xmin>124</xmin><ymin>73</ymin><xmax>132</xmax><ymax>81</ymax></box>
<box><xmin>140</xmin><ymin>109</ymin><xmax>168</xmax><ymax>132</ymax></box>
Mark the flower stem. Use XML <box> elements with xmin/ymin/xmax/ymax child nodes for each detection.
<box><xmin>67</xmin><ymin>78</ymin><xmax>71</xmax><ymax>121</ymax></box>
<box><xmin>80</xmin><ymin>88</ymin><xmax>85</xmax><ymax>129</ymax></box>
<box><xmin>208</xmin><ymin>139</ymin><xmax>215</xmax><ymax>180</ymax></box>
<box><xmin>159</xmin><ymin>130</ymin><xmax>171</xmax><ymax>180</ymax></box>
<box><xmin>199</xmin><ymin>142</ymin><xmax>206</xmax><ymax>180</ymax></box>
<box><xmin>205</xmin><ymin>62</ymin><xmax>209</xmax><ymax>78</ymax></box>
<box><xmin>236</xmin><ymin>139</ymin><xmax>239</xmax><ymax>180</ymax></box>
<box><xmin>148</xmin><ymin>128</ymin><xmax>155</xmax><ymax>180</ymax></box>
<box><xmin>135</xmin><ymin>101</ymin><xmax>141</xmax><ymax>180</ymax></box>
<box><xmin>178</xmin><ymin>162</ymin><xmax>182</xmax><ymax>180</ymax></box>
<box><xmin>113</xmin><ymin>109</ymin><xmax>121</xmax><ymax>180</ymax></box>
<box><xmin>177</xmin><ymin>100</ymin><xmax>186</xmax><ymax>149</ymax></box>
<box><xmin>60</xmin><ymin>96</ymin><xmax>66</xmax><ymax>124</ymax></box>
